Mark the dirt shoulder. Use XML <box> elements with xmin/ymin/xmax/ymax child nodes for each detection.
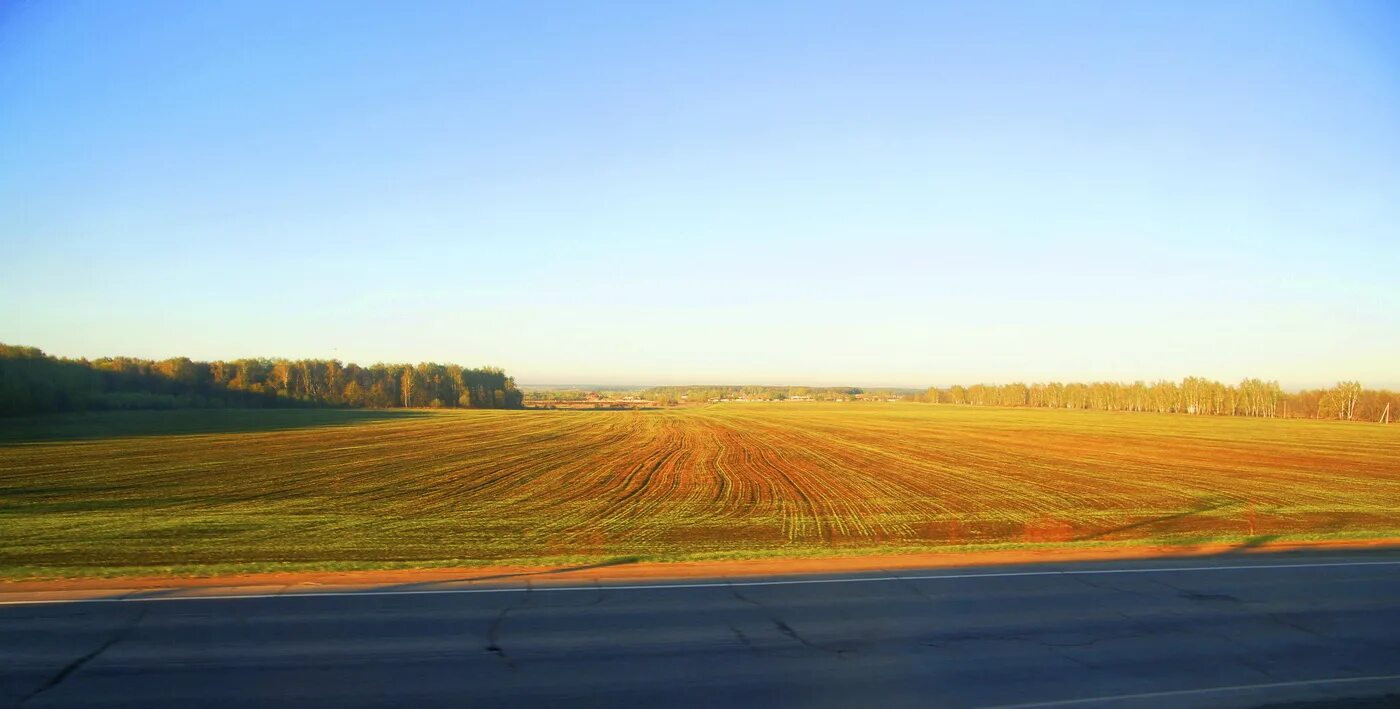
<box><xmin>3</xmin><ymin>537</ymin><xmax>1398</xmax><ymax>604</ymax></box>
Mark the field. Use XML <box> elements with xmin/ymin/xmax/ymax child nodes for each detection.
<box><xmin>2</xmin><ymin>404</ymin><xmax>1399</xmax><ymax>579</ymax></box>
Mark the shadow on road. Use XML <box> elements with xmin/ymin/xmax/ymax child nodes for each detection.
<box><xmin>34</xmin><ymin>543</ymin><xmax>1400</xmax><ymax>607</ymax></box>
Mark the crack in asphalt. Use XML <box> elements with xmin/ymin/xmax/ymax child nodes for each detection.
<box><xmin>1151</xmin><ymin>605</ymin><xmax>1280</xmax><ymax>682</ymax></box>
<box><xmin>889</xmin><ymin>567</ymin><xmax>1168</xmax><ymax>662</ymax></box>
<box><xmin>773</xmin><ymin>619</ymin><xmax>837</xmax><ymax>654</ymax></box>
<box><xmin>727</xmin><ymin>579</ymin><xmax>765</xmax><ymax>609</ymax></box>
<box><xmin>484</xmin><ymin>580</ymin><xmax>532</xmax><ymax>672</ymax></box>
<box><xmin>1060</xmin><ymin>571</ymin><xmax>1180</xmax><ymax>639</ymax></box>
<box><xmin>19</xmin><ymin>605</ymin><xmax>149</xmax><ymax>705</ymax></box>
<box><xmin>1267</xmin><ymin>612</ymin><xmax>1330</xmax><ymax>639</ymax></box>
<box><xmin>1062</xmin><ymin>569</ymin><xmax>1153</xmax><ymax>599</ymax></box>
<box><xmin>1202</xmin><ymin>629</ymin><xmax>1278</xmax><ymax>680</ymax></box>
<box><xmin>886</xmin><ymin>567</ymin><xmax>954</xmax><ymax>653</ymax></box>
<box><xmin>925</xmin><ymin>626</ymin><xmax>1154</xmax><ymax>653</ymax></box>
<box><xmin>883</xmin><ymin>568</ymin><xmax>939</xmax><ymax>603</ymax></box>
<box><xmin>1150</xmin><ymin>577</ymin><xmax>1243</xmax><ymax>604</ymax></box>
<box><xmin>1144</xmin><ymin>575</ymin><xmax>1275</xmax><ymax>678</ymax></box>
<box><xmin>918</xmin><ymin>569</ymin><xmax>1170</xmax><ymax>655</ymax></box>
<box><xmin>729</xmin><ymin>625</ymin><xmax>760</xmax><ymax>655</ymax></box>
<box><xmin>1044</xmin><ymin>643</ymin><xmax>1100</xmax><ymax>670</ymax></box>
<box><xmin>1058</xmin><ymin>568</ymin><xmax>1282</xmax><ymax>678</ymax></box>
<box><xmin>726</xmin><ymin>579</ymin><xmax>845</xmax><ymax>658</ymax></box>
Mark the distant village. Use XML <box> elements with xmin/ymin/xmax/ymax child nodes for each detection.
<box><xmin>698</xmin><ymin>394</ymin><xmax>903</xmax><ymax>403</ymax></box>
<box><xmin>522</xmin><ymin>386</ymin><xmax>909</xmax><ymax>409</ymax></box>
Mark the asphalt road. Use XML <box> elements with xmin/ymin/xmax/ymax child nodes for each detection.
<box><xmin>3</xmin><ymin>550</ymin><xmax>1400</xmax><ymax>708</ymax></box>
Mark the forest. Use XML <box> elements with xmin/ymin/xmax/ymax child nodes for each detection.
<box><xmin>4</xmin><ymin>342</ymin><xmax>1393</xmax><ymax>422</ymax></box>
<box><xmin>645</xmin><ymin>380</ymin><xmax>1396</xmax><ymax>422</ymax></box>
<box><xmin>910</xmin><ymin>378</ymin><xmax>1396</xmax><ymax>422</ymax></box>
<box><xmin>0</xmin><ymin>344</ymin><xmax>523</xmax><ymax>416</ymax></box>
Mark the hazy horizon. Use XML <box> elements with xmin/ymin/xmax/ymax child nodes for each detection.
<box><xmin>4</xmin><ymin>338</ymin><xmax>1391</xmax><ymax>391</ymax></box>
<box><xmin>3</xmin><ymin>1</ymin><xmax>1397</xmax><ymax>389</ymax></box>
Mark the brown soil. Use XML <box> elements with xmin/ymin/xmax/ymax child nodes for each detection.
<box><xmin>3</xmin><ymin>538</ymin><xmax>1397</xmax><ymax>603</ymax></box>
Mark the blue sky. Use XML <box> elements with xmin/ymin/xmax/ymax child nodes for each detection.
<box><xmin>2</xmin><ymin>1</ymin><xmax>1397</xmax><ymax>387</ymax></box>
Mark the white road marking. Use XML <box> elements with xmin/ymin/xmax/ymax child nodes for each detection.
<box><xmin>1</xmin><ymin>558</ymin><xmax>1396</xmax><ymax>606</ymax></box>
<box><xmin>988</xmin><ymin>672</ymin><xmax>1400</xmax><ymax>707</ymax></box>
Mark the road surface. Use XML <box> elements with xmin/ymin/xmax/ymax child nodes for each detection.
<box><xmin>3</xmin><ymin>550</ymin><xmax>1400</xmax><ymax>708</ymax></box>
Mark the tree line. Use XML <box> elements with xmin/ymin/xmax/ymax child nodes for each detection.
<box><xmin>643</xmin><ymin>379</ymin><xmax>1396</xmax><ymax>422</ymax></box>
<box><xmin>0</xmin><ymin>344</ymin><xmax>523</xmax><ymax>416</ymax></box>
<box><xmin>641</xmin><ymin>381</ymin><xmax>879</xmax><ymax>403</ymax></box>
<box><xmin>907</xmin><ymin>378</ymin><xmax>1397</xmax><ymax>422</ymax></box>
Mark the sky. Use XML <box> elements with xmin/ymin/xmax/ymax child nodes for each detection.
<box><xmin>1</xmin><ymin>1</ymin><xmax>1397</xmax><ymax>388</ymax></box>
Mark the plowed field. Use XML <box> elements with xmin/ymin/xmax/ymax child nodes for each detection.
<box><xmin>3</xmin><ymin>404</ymin><xmax>1398</xmax><ymax>578</ymax></box>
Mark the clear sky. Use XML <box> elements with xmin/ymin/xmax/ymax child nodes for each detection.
<box><xmin>2</xmin><ymin>1</ymin><xmax>1397</xmax><ymax>388</ymax></box>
